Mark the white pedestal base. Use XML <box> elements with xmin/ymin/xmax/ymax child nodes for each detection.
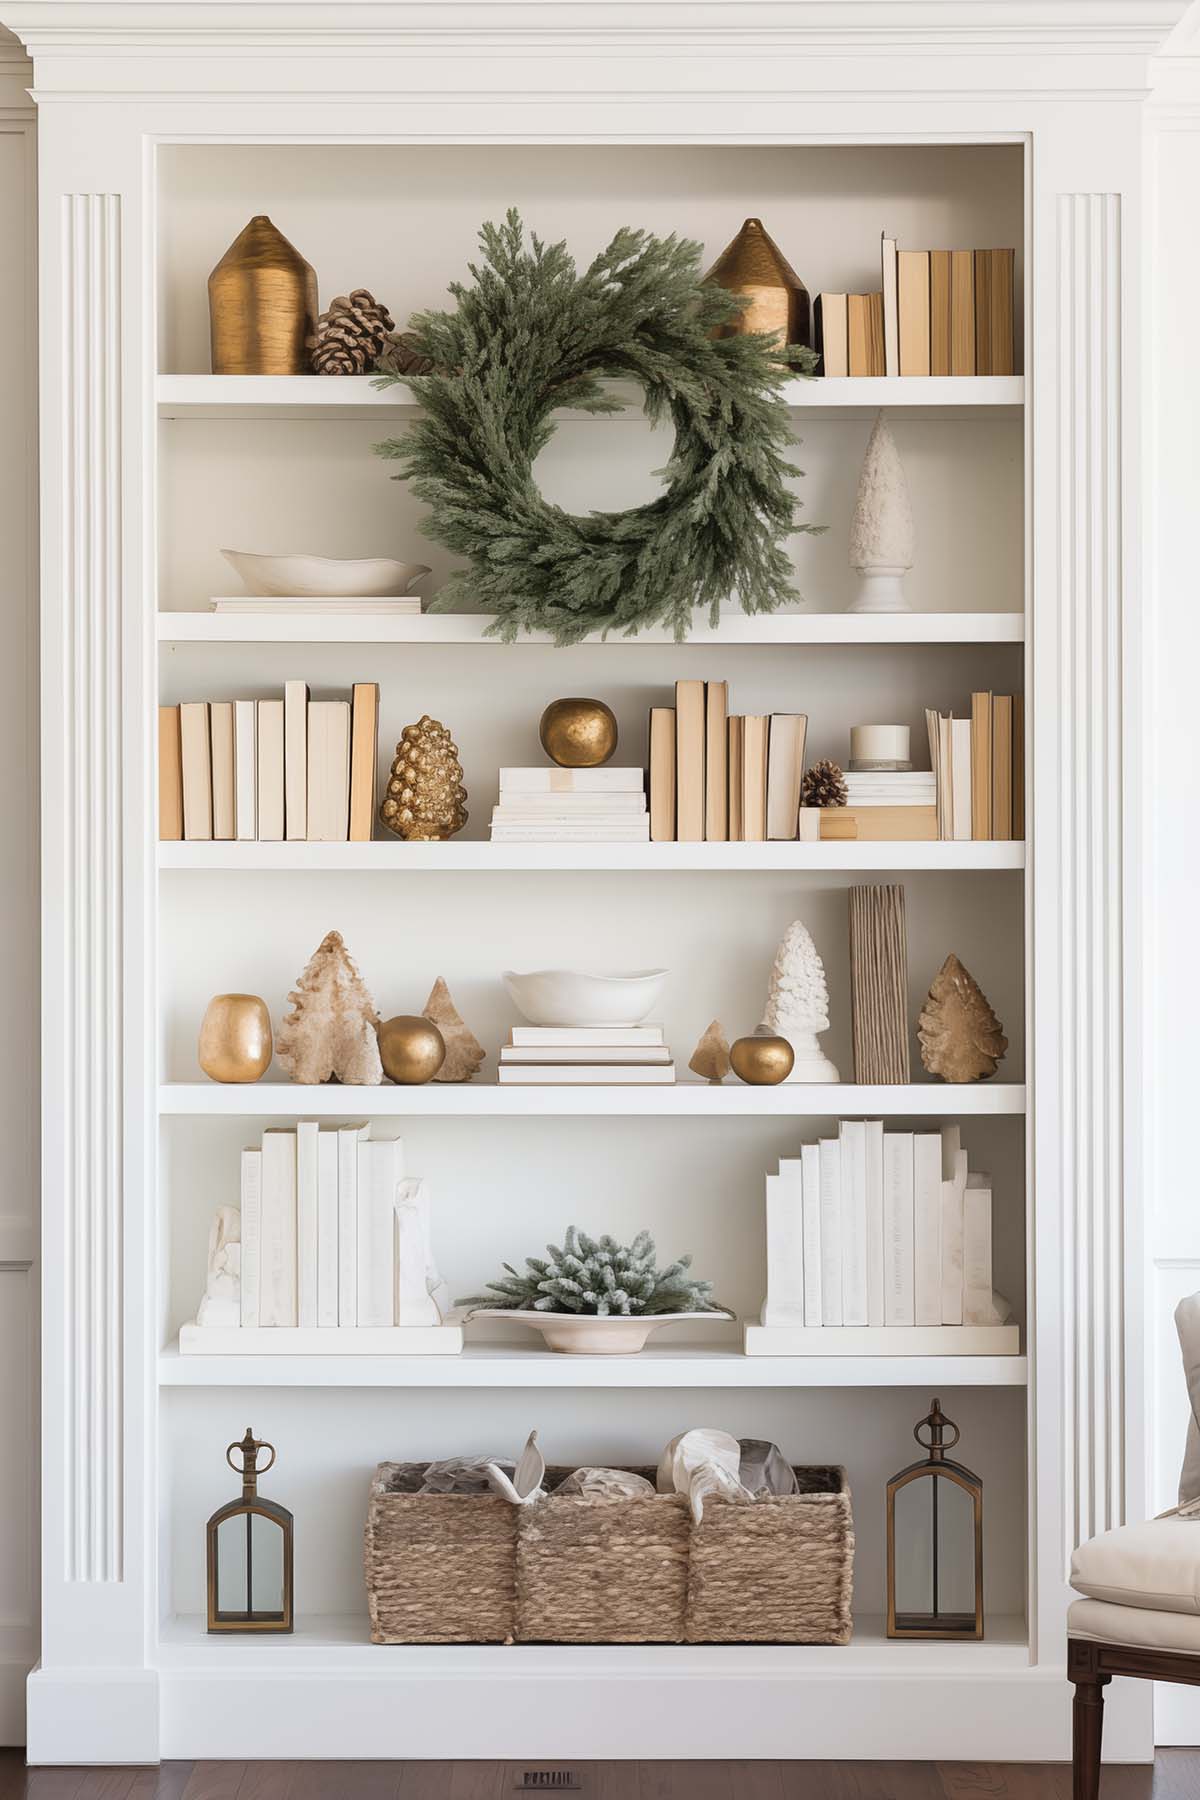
<box><xmin>848</xmin><ymin>566</ymin><xmax>911</xmax><ymax>614</ymax></box>
<box><xmin>756</xmin><ymin>1025</ymin><xmax>839</xmax><ymax>1084</ymax></box>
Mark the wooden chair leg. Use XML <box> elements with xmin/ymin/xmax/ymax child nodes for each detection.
<box><xmin>1069</xmin><ymin>1652</ymin><xmax>1111</xmax><ymax>1800</ymax></box>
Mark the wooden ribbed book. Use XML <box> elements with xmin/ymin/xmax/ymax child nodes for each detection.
<box><xmin>848</xmin><ymin>884</ymin><xmax>910</xmax><ymax>1084</ymax></box>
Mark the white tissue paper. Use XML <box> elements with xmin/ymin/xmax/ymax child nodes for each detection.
<box><xmin>556</xmin><ymin>1467</ymin><xmax>657</xmax><ymax>1502</ymax></box>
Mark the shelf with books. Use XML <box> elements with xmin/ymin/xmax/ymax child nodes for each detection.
<box><xmin>157</xmin><ymin>1341</ymin><xmax>1029</xmax><ymax>1390</ymax></box>
<box><xmin>157</xmin><ymin>840</ymin><xmax>1026</xmax><ymax>872</ymax></box>
<box><xmin>158</xmin><ymin>1081</ymin><xmax>1027</xmax><ymax>1118</ymax></box>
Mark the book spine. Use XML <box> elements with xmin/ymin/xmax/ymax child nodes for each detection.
<box><xmin>971</xmin><ymin>691</ymin><xmax>993</xmax><ymax>839</ymax></box>
<box><xmin>913</xmin><ymin>1132</ymin><xmax>942</xmax><ymax>1327</ymax></box>
<box><xmin>179</xmin><ymin>701</ymin><xmax>212</xmax><ymax>841</ymax></box>
<box><xmin>741</xmin><ymin>715</ymin><xmax>768</xmax><ymax>842</ymax></box>
<box><xmin>209</xmin><ymin>702</ymin><xmax>235</xmax><ymax>841</ymax></box>
<box><xmin>897</xmin><ymin>250</ymin><xmax>931</xmax><ymax>376</ymax></box>
<box><xmin>726</xmin><ymin>715</ymin><xmax>744</xmax><ymax>842</ymax></box>
<box><xmin>259</xmin><ymin>1129</ymin><xmax>297</xmax><ymax>1328</ymax></box>
<box><xmin>839</xmin><ymin>1122</ymin><xmax>868</xmax><ymax>1326</ymax></box>
<box><xmin>762</xmin><ymin>1168</ymin><xmax>805</xmax><ymax>1325</ymax></box>
<box><xmin>880</xmin><ymin>237</ymin><xmax>899</xmax><ymax>377</ymax></box>
<box><xmin>1012</xmin><ymin>693</ymin><xmax>1025</xmax><ymax>840</ymax></box>
<box><xmin>284</xmin><ymin>678</ymin><xmax>309</xmax><ymax>840</ymax></box>
<box><xmin>951</xmin><ymin>249</ymin><xmax>976</xmax><ymax>375</ymax></box>
<box><xmin>800</xmin><ymin>1143</ymin><xmax>823</xmax><ymax>1326</ymax></box>
<box><xmin>704</xmin><ymin>680</ymin><xmax>728</xmax><ymax>843</ymax></box>
<box><xmin>929</xmin><ymin>249</ymin><xmax>952</xmax><ymax>377</ymax></box>
<box><xmin>882</xmin><ymin>1130</ymin><xmax>915</xmax><ymax>1326</ymax></box>
<box><xmin>818</xmin><ymin>1138</ymin><xmax>843</xmax><ymax>1327</ymax></box>
<box><xmin>675</xmin><ymin>680</ymin><xmax>706</xmax><ymax>842</ymax></box>
<box><xmin>992</xmin><ymin>693</ymin><xmax>1013</xmax><ymax>841</ymax></box>
<box><xmin>158</xmin><ymin>705</ymin><xmax>183</xmax><ymax>841</ymax></box>
<box><xmin>864</xmin><ymin>1120</ymin><xmax>886</xmax><ymax>1328</ymax></box>
<box><xmin>337</xmin><ymin>1124</ymin><xmax>361</xmax><ymax>1327</ymax></box>
<box><xmin>648</xmin><ymin>707</ymin><xmax>676</xmax><ymax>843</ymax></box>
<box><xmin>316</xmin><ymin>1129</ymin><xmax>339</xmax><ymax>1328</ymax></box>
<box><xmin>296</xmin><ymin>1119</ymin><xmax>319</xmax><ymax>1329</ymax></box>
<box><xmin>234</xmin><ymin>699</ymin><xmax>257</xmax><ymax>841</ymax></box>
<box><xmin>256</xmin><ymin>699</ymin><xmax>285</xmax><ymax>841</ymax></box>
<box><xmin>941</xmin><ymin>1147</ymin><xmax>968</xmax><ymax>1326</ymax></box>
<box><xmin>349</xmin><ymin>682</ymin><xmax>379</xmax><ymax>843</ymax></box>
<box><xmin>239</xmin><ymin>1147</ymin><xmax>262</xmax><ymax>1329</ymax></box>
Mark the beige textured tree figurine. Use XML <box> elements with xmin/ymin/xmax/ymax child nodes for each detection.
<box><xmin>275</xmin><ymin>930</ymin><xmax>383</xmax><ymax>1085</ymax></box>
<box><xmin>918</xmin><ymin>954</ymin><xmax>1008</xmax><ymax>1083</ymax></box>
<box><xmin>688</xmin><ymin>1020</ymin><xmax>731</xmax><ymax>1084</ymax></box>
<box><xmin>422</xmin><ymin>977</ymin><xmax>484</xmax><ymax>1082</ymax></box>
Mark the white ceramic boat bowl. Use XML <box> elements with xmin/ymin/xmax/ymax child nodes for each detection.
<box><xmin>502</xmin><ymin>967</ymin><xmax>667</xmax><ymax>1028</ymax></box>
<box><xmin>467</xmin><ymin>1309</ymin><xmax>730</xmax><ymax>1355</ymax></box>
<box><xmin>221</xmin><ymin>548</ymin><xmax>431</xmax><ymax>599</ymax></box>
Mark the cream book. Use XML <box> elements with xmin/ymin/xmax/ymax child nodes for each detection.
<box><xmin>501</xmin><ymin>1045</ymin><xmax>672</xmax><ymax>1064</ymax></box>
<box><xmin>930</xmin><ymin>249</ymin><xmax>952</xmax><ymax>377</ymax></box>
<box><xmin>951</xmin><ymin>249</ymin><xmax>976</xmax><ymax>375</ymax></box>
<box><xmin>704</xmin><ymin>680</ymin><xmax>728</xmax><ymax>843</ymax></box>
<box><xmin>349</xmin><ymin>682</ymin><xmax>379</xmax><ymax>843</ymax></box>
<box><xmin>992</xmin><ymin>693</ymin><xmax>1013</xmax><ymax>842</ymax></box>
<box><xmin>765</xmin><ymin>713</ymin><xmax>807</xmax><ymax>840</ymax></box>
<box><xmin>307</xmin><ymin>698</ymin><xmax>351</xmax><ymax>841</ymax></box>
<box><xmin>209</xmin><ymin>701</ymin><xmax>235</xmax><ymax>841</ymax></box>
<box><xmin>158</xmin><ymin>705</ymin><xmax>183</xmax><ymax>841</ymax></box>
<box><xmin>674</xmin><ymin>679</ymin><xmax>706</xmax><ymax>842</ymax></box>
<box><xmin>180</xmin><ymin>701</ymin><xmax>212</xmax><ymax>842</ymax></box>
<box><xmin>971</xmin><ymin>690</ymin><xmax>993</xmax><ymax>839</ymax></box>
<box><xmin>880</xmin><ymin>235</ymin><xmax>899</xmax><ymax>377</ymax></box>
<box><xmin>234</xmin><ymin>699</ymin><xmax>256</xmax><ymax>841</ymax></box>
<box><xmin>815</xmin><ymin>293</ymin><xmax>848</xmax><ymax>378</ymax></box>
<box><xmin>726</xmin><ymin>715</ymin><xmax>744</xmax><ymax>842</ymax></box>
<box><xmin>898</xmin><ymin>249</ymin><xmax>931</xmax><ymax>376</ymax></box>
<box><xmin>648</xmin><ymin>708</ymin><xmax>676</xmax><ymax>842</ymax></box>
<box><xmin>497</xmin><ymin>1063</ymin><xmax>676</xmax><ymax>1085</ymax></box>
<box><xmin>256</xmin><ymin>699</ymin><xmax>285</xmax><ymax>842</ymax></box>
<box><xmin>316</xmin><ymin>1130</ymin><xmax>339</xmax><ymax>1329</ymax></box>
<box><xmin>284</xmin><ymin>678</ymin><xmax>309</xmax><ymax>840</ymax></box>
<box><xmin>510</xmin><ymin>1026</ymin><xmax>665</xmax><ymax>1047</ymax></box>
<box><xmin>740</xmin><ymin>715</ymin><xmax>769</xmax><ymax>842</ymax></box>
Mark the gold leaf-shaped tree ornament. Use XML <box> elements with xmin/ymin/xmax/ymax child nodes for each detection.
<box><xmin>379</xmin><ymin>716</ymin><xmax>467</xmax><ymax>841</ymax></box>
<box><xmin>918</xmin><ymin>954</ymin><xmax>1008</xmax><ymax>1083</ymax></box>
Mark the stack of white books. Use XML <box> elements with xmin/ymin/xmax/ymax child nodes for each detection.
<box><xmin>498</xmin><ymin>1024</ymin><xmax>675</xmax><ymax>1085</ymax></box>
<box><xmin>744</xmin><ymin>1120</ymin><xmax>1019</xmax><ymax>1355</ymax></box>
<box><xmin>490</xmin><ymin>767</ymin><xmax>649</xmax><ymax>842</ymax></box>
<box><xmin>843</xmin><ymin>770</ymin><xmax>937</xmax><ymax>807</ymax></box>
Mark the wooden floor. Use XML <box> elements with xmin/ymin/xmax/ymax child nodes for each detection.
<box><xmin>2</xmin><ymin>1755</ymin><xmax>1199</xmax><ymax>1800</ymax></box>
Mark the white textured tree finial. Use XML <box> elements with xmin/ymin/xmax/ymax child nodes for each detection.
<box><xmin>757</xmin><ymin>919</ymin><xmax>839</xmax><ymax>1084</ymax></box>
<box><xmin>848</xmin><ymin>410</ymin><xmax>915</xmax><ymax>614</ymax></box>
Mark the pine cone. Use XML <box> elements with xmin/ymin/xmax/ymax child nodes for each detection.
<box><xmin>801</xmin><ymin>759</ymin><xmax>848</xmax><ymax>808</ymax></box>
<box><xmin>379</xmin><ymin>716</ymin><xmax>468</xmax><ymax>842</ymax></box>
<box><xmin>376</xmin><ymin>330</ymin><xmax>440</xmax><ymax>377</ymax></box>
<box><xmin>307</xmin><ymin>288</ymin><xmax>396</xmax><ymax>376</ymax></box>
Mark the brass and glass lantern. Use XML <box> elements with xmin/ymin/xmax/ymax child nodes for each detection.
<box><xmin>206</xmin><ymin>1428</ymin><xmax>294</xmax><ymax>1633</ymax></box>
<box><xmin>886</xmin><ymin>1398</ymin><xmax>983</xmax><ymax>1640</ymax></box>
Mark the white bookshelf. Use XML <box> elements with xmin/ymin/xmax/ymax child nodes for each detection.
<box><xmin>159</xmin><ymin>840</ymin><xmax>1026</xmax><ymax>872</ymax></box>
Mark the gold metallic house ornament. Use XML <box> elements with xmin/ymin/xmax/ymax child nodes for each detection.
<box><xmin>206</xmin><ymin>1429</ymin><xmax>294</xmax><ymax>1634</ymax></box>
<box><xmin>704</xmin><ymin>218</ymin><xmax>811</xmax><ymax>350</ymax></box>
<box><xmin>208</xmin><ymin>215</ymin><xmax>318</xmax><ymax>375</ymax></box>
<box><xmin>197</xmin><ymin>993</ymin><xmax>273</xmax><ymax>1083</ymax></box>
<box><xmin>539</xmin><ymin>697</ymin><xmax>618</xmax><ymax>768</ymax></box>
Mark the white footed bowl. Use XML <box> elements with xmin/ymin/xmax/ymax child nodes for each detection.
<box><xmin>502</xmin><ymin>968</ymin><xmax>667</xmax><ymax>1028</ymax></box>
<box><xmin>467</xmin><ymin>1309</ymin><xmax>730</xmax><ymax>1356</ymax></box>
<box><xmin>221</xmin><ymin>549</ymin><xmax>431</xmax><ymax>599</ymax></box>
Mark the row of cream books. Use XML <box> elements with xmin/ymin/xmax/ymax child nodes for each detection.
<box><xmin>759</xmin><ymin>1121</ymin><xmax>1017</xmax><ymax>1347</ymax></box>
<box><xmin>158</xmin><ymin>682</ymin><xmax>380</xmax><ymax>842</ymax></box>
<box><xmin>498</xmin><ymin>1023</ymin><xmax>674</xmax><ymax>1085</ymax></box>
<box><xmin>815</xmin><ymin>240</ymin><xmax>1015</xmax><ymax>378</ymax></box>
<box><xmin>648</xmin><ymin>680</ymin><xmax>808</xmax><ymax>842</ymax></box>
<box><xmin>925</xmin><ymin>692</ymin><xmax>1024</xmax><ymax>841</ymax></box>
<box><xmin>231</xmin><ymin>1126</ymin><xmax>448</xmax><ymax>1329</ymax></box>
<box><xmin>490</xmin><ymin>767</ymin><xmax>649</xmax><ymax>842</ymax></box>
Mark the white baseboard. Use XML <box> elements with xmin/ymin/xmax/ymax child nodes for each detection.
<box><xmin>25</xmin><ymin>1667</ymin><xmax>160</xmax><ymax>1765</ymax></box>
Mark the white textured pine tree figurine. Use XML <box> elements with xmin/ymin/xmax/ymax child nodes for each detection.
<box><xmin>848</xmin><ymin>410</ymin><xmax>914</xmax><ymax>614</ymax></box>
<box><xmin>275</xmin><ymin>929</ymin><xmax>383</xmax><ymax>1085</ymax></box>
<box><xmin>757</xmin><ymin>919</ymin><xmax>839</xmax><ymax>1084</ymax></box>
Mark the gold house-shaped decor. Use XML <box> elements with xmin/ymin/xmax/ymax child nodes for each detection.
<box><xmin>206</xmin><ymin>1428</ymin><xmax>294</xmax><ymax>1634</ymax></box>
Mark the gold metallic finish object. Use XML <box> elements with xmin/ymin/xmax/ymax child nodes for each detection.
<box><xmin>377</xmin><ymin>1015</ymin><xmax>446</xmax><ymax>1085</ymax></box>
<box><xmin>730</xmin><ymin>1034</ymin><xmax>795</xmax><ymax>1085</ymax></box>
<box><xmin>704</xmin><ymin>217</ymin><xmax>811</xmax><ymax>350</ymax></box>
<box><xmin>539</xmin><ymin>697</ymin><xmax>619</xmax><ymax>768</ymax></box>
<box><xmin>379</xmin><ymin>715</ymin><xmax>468</xmax><ymax>841</ymax></box>
<box><xmin>198</xmin><ymin>993</ymin><xmax>273</xmax><ymax>1083</ymax></box>
<box><xmin>208</xmin><ymin>215</ymin><xmax>318</xmax><ymax>376</ymax></box>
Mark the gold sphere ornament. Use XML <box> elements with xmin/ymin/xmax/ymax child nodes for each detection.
<box><xmin>198</xmin><ymin>994</ymin><xmax>273</xmax><ymax>1083</ymax></box>
<box><xmin>377</xmin><ymin>1015</ymin><xmax>446</xmax><ymax>1085</ymax></box>
<box><xmin>379</xmin><ymin>716</ymin><xmax>468</xmax><ymax>841</ymax></box>
<box><xmin>704</xmin><ymin>217</ymin><xmax>811</xmax><ymax>350</ymax></box>
<box><xmin>539</xmin><ymin>698</ymin><xmax>619</xmax><ymax>768</ymax></box>
<box><xmin>207</xmin><ymin>215</ymin><xmax>318</xmax><ymax>376</ymax></box>
<box><xmin>730</xmin><ymin>1034</ymin><xmax>795</xmax><ymax>1086</ymax></box>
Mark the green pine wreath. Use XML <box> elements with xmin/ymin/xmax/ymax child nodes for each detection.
<box><xmin>373</xmin><ymin>211</ymin><xmax>822</xmax><ymax>644</ymax></box>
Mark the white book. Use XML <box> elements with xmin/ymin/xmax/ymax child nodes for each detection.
<box><xmin>337</xmin><ymin>1123</ymin><xmax>369</xmax><ymax>1327</ymax></box>
<box><xmin>951</xmin><ymin>717</ymin><xmax>973</xmax><ymax>841</ymax></box>
<box><xmin>963</xmin><ymin>1173</ymin><xmax>995</xmax><ymax>1325</ymax></box>
<box><xmin>491</xmin><ymin>809</ymin><xmax>648</xmax><ymax>824</ymax></box>
<box><xmin>296</xmin><ymin>1119</ymin><xmax>320</xmax><ymax>1329</ymax></box>
<box><xmin>818</xmin><ymin>1138</ymin><xmax>842</xmax><ymax>1328</ymax></box>
<box><xmin>800</xmin><ymin>1143</ymin><xmax>822</xmax><ymax>1326</ymax></box>
<box><xmin>765</xmin><ymin>714</ymin><xmax>807</xmax><ymax>840</ymax></box>
<box><xmin>210</xmin><ymin>701</ymin><xmax>235</xmax><ymax>841</ymax></box>
<box><xmin>284</xmin><ymin>678</ymin><xmax>309</xmax><ymax>840</ymax></box>
<box><xmin>492</xmin><ymin>793</ymin><xmax>647</xmax><ymax>814</ymax></box>
<box><xmin>500</xmin><ymin>1045</ymin><xmax>672</xmax><ymax>1065</ymax></box>
<box><xmin>510</xmin><ymin>1025</ymin><xmax>665</xmax><ymax>1048</ymax></box>
<box><xmin>839</xmin><ymin>1121</ymin><xmax>868</xmax><ymax>1326</ymax></box>
<box><xmin>881</xmin><ymin>233</ymin><xmax>900</xmax><ymax>377</ymax></box>
<box><xmin>940</xmin><ymin>1130</ymin><xmax>967</xmax><ymax>1326</ymax></box>
<box><xmin>864</xmin><ymin>1120</ymin><xmax>886</xmax><ymax>1328</ymax></box>
<box><xmin>234</xmin><ymin>699</ymin><xmax>257</xmax><ymax>841</ymax></box>
<box><xmin>259</xmin><ymin>1129</ymin><xmax>297</xmax><ymax>1328</ymax></box>
<box><xmin>357</xmin><ymin>1137</ymin><xmax>405</xmax><ymax>1327</ymax></box>
<box><xmin>317</xmin><ymin>1130</ymin><xmax>339</xmax><ymax>1328</ymax></box>
<box><xmin>744</xmin><ymin>1322</ymin><xmax>1020</xmax><ymax>1357</ymax></box>
<box><xmin>762</xmin><ymin>1164</ymin><xmax>805</xmax><ymax>1326</ymax></box>
<box><xmin>499</xmin><ymin>767</ymin><xmax>645</xmax><ymax>793</ymax></box>
<box><xmin>256</xmin><ymin>698</ymin><xmax>285</xmax><ymax>841</ymax></box>
<box><xmin>883</xmin><ymin>1130</ymin><xmax>915</xmax><ymax>1326</ymax></box>
<box><xmin>489</xmin><ymin>826</ymin><xmax>650</xmax><ymax>842</ymax></box>
<box><xmin>239</xmin><ymin>1147</ymin><xmax>262</xmax><ymax>1328</ymax></box>
<box><xmin>307</xmin><ymin>699</ymin><xmax>351</xmax><ymax>841</ymax></box>
<box><xmin>913</xmin><ymin>1132</ymin><xmax>943</xmax><ymax>1327</ymax></box>
<box><xmin>497</xmin><ymin>1063</ymin><xmax>675</xmax><ymax>1084</ymax></box>
<box><xmin>179</xmin><ymin>701</ymin><xmax>212</xmax><ymax>841</ymax></box>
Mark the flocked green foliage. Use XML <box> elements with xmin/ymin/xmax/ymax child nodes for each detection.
<box><xmin>373</xmin><ymin>210</ymin><xmax>822</xmax><ymax>644</ymax></box>
<box><xmin>458</xmin><ymin>1226</ymin><xmax>730</xmax><ymax>1318</ymax></box>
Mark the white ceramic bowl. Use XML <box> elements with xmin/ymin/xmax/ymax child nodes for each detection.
<box><xmin>502</xmin><ymin>967</ymin><xmax>667</xmax><ymax>1028</ymax></box>
<box><xmin>221</xmin><ymin>549</ymin><xmax>431</xmax><ymax>599</ymax></box>
<box><xmin>466</xmin><ymin>1309</ymin><xmax>731</xmax><ymax>1355</ymax></box>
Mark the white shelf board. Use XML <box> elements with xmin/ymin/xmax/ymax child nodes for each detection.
<box><xmin>157</xmin><ymin>373</ymin><xmax>1024</xmax><ymax>421</ymax></box>
<box><xmin>158</xmin><ymin>840</ymin><xmax>1025</xmax><ymax>873</ymax></box>
<box><xmin>158</xmin><ymin>1080</ymin><xmax>1026</xmax><ymax>1117</ymax></box>
<box><xmin>158</xmin><ymin>609</ymin><xmax>1025</xmax><ymax>647</ymax></box>
<box><xmin>157</xmin><ymin>1610</ymin><xmax>1030</xmax><ymax>1670</ymax></box>
<box><xmin>158</xmin><ymin>1342</ymin><xmax>1028</xmax><ymax>1389</ymax></box>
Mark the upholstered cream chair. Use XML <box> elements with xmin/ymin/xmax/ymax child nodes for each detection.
<box><xmin>1068</xmin><ymin>1294</ymin><xmax>1200</xmax><ymax>1798</ymax></box>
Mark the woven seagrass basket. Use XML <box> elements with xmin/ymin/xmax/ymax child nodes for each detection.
<box><xmin>365</xmin><ymin>1461</ymin><xmax>853</xmax><ymax>1646</ymax></box>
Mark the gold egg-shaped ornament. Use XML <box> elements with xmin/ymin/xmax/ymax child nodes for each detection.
<box><xmin>198</xmin><ymin>994</ymin><xmax>273</xmax><ymax>1084</ymax></box>
<box><xmin>208</xmin><ymin>215</ymin><xmax>318</xmax><ymax>376</ymax></box>
<box><xmin>377</xmin><ymin>1015</ymin><xmax>446</xmax><ymax>1085</ymax></box>
<box><xmin>379</xmin><ymin>716</ymin><xmax>468</xmax><ymax>841</ymax></box>
<box><xmin>730</xmin><ymin>1034</ymin><xmax>795</xmax><ymax>1086</ymax></box>
<box><xmin>704</xmin><ymin>217</ymin><xmax>811</xmax><ymax>350</ymax></box>
<box><xmin>539</xmin><ymin>698</ymin><xmax>619</xmax><ymax>768</ymax></box>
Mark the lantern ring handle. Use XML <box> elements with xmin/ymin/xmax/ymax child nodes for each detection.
<box><xmin>914</xmin><ymin>1417</ymin><xmax>960</xmax><ymax>1452</ymax></box>
<box><xmin>226</xmin><ymin>1438</ymin><xmax>277</xmax><ymax>1474</ymax></box>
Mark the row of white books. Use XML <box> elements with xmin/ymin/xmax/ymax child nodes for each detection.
<box><xmin>159</xmin><ymin>682</ymin><xmax>380</xmax><ymax>842</ymax></box>
<box><xmin>498</xmin><ymin>1024</ymin><xmax>676</xmax><ymax>1085</ymax></box>
<box><xmin>758</xmin><ymin>1122</ymin><xmax>1017</xmax><ymax>1349</ymax></box>
<box><xmin>232</xmin><ymin>1126</ymin><xmax>447</xmax><ymax>1329</ymax></box>
<box><xmin>490</xmin><ymin>766</ymin><xmax>650</xmax><ymax>843</ymax></box>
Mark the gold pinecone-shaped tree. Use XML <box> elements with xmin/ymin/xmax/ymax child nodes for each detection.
<box><xmin>918</xmin><ymin>953</ymin><xmax>1008</xmax><ymax>1083</ymax></box>
<box><xmin>379</xmin><ymin>716</ymin><xmax>468</xmax><ymax>841</ymax></box>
